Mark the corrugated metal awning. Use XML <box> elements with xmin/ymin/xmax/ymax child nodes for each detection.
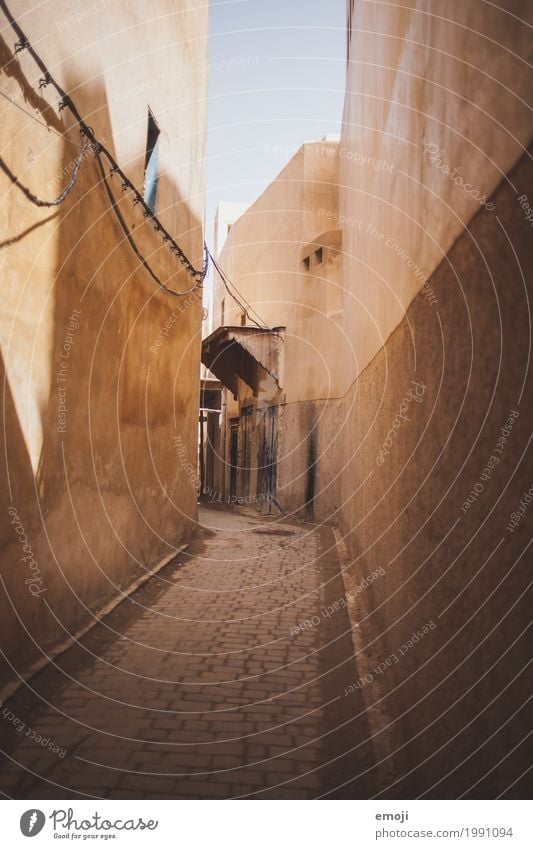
<box><xmin>201</xmin><ymin>326</ymin><xmax>285</xmax><ymax>397</ymax></box>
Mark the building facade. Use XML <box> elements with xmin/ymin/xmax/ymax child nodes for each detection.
<box><xmin>203</xmin><ymin>0</ymin><xmax>532</xmax><ymax>795</ymax></box>
<box><xmin>0</xmin><ymin>0</ymin><xmax>208</xmax><ymax>694</ymax></box>
<box><xmin>203</xmin><ymin>138</ymin><xmax>346</xmax><ymax>516</ymax></box>
<box><xmin>335</xmin><ymin>0</ymin><xmax>533</xmax><ymax>795</ymax></box>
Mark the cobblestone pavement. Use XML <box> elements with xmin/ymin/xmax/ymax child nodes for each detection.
<box><xmin>0</xmin><ymin>506</ymin><xmax>378</xmax><ymax>799</ymax></box>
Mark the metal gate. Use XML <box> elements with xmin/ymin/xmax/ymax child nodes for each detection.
<box><xmin>257</xmin><ymin>405</ymin><xmax>278</xmax><ymax>505</ymax></box>
<box><xmin>240</xmin><ymin>407</ymin><xmax>253</xmax><ymax>498</ymax></box>
<box><xmin>229</xmin><ymin>419</ymin><xmax>239</xmax><ymax>498</ymax></box>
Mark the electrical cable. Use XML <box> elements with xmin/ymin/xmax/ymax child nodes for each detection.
<box><xmin>0</xmin><ymin>89</ymin><xmax>83</xmax><ymax>147</ymax></box>
<box><xmin>0</xmin><ymin>0</ymin><xmax>208</xmax><ymax>290</ymax></box>
<box><xmin>0</xmin><ymin>142</ymin><xmax>90</xmax><ymax>207</ymax></box>
<box><xmin>96</xmin><ymin>152</ymin><xmax>207</xmax><ymax>297</ymax></box>
<box><xmin>208</xmin><ymin>249</ymin><xmax>270</xmax><ymax>330</ymax></box>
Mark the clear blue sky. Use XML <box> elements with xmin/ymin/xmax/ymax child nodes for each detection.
<box><xmin>206</xmin><ymin>0</ymin><xmax>347</xmax><ymax>250</ymax></box>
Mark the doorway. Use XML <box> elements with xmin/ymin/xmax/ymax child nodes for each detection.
<box><xmin>229</xmin><ymin>419</ymin><xmax>239</xmax><ymax>498</ymax></box>
<box><xmin>257</xmin><ymin>405</ymin><xmax>278</xmax><ymax>505</ymax></box>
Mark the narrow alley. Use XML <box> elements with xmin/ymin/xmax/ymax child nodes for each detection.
<box><xmin>0</xmin><ymin>506</ymin><xmax>378</xmax><ymax>799</ymax></box>
<box><xmin>1</xmin><ymin>0</ymin><xmax>531</xmax><ymax>829</ymax></box>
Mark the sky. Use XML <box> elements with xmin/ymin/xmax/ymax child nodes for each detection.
<box><xmin>205</xmin><ymin>0</ymin><xmax>347</xmax><ymax>252</ymax></box>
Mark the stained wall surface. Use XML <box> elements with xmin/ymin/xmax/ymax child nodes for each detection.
<box><xmin>0</xmin><ymin>0</ymin><xmax>207</xmax><ymax>692</ymax></box>
<box><xmin>339</xmin><ymin>0</ymin><xmax>533</xmax><ymax>387</ymax></box>
<box><xmin>336</xmin><ymin>0</ymin><xmax>532</xmax><ymax>796</ymax></box>
<box><xmin>337</xmin><ymin>151</ymin><xmax>532</xmax><ymax>796</ymax></box>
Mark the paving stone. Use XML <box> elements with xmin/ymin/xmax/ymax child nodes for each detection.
<box><xmin>0</xmin><ymin>506</ymin><xmax>376</xmax><ymax>799</ymax></box>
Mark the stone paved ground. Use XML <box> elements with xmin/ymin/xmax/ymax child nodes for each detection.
<box><xmin>0</xmin><ymin>506</ymin><xmax>378</xmax><ymax>799</ymax></box>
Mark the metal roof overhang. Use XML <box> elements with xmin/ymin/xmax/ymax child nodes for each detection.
<box><xmin>201</xmin><ymin>326</ymin><xmax>284</xmax><ymax>397</ymax></box>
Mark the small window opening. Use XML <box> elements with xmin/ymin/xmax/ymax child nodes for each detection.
<box><xmin>240</xmin><ymin>311</ymin><xmax>246</xmax><ymax>326</ymax></box>
<box><xmin>314</xmin><ymin>247</ymin><xmax>323</xmax><ymax>265</ymax></box>
<box><xmin>302</xmin><ymin>255</ymin><xmax>310</xmax><ymax>271</ymax></box>
<box><xmin>144</xmin><ymin>109</ymin><xmax>160</xmax><ymax>212</ymax></box>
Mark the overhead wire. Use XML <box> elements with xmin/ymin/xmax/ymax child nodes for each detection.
<box><xmin>96</xmin><ymin>153</ymin><xmax>206</xmax><ymax>297</ymax></box>
<box><xmin>208</xmin><ymin>249</ymin><xmax>271</xmax><ymax>330</ymax></box>
<box><xmin>0</xmin><ymin>89</ymin><xmax>84</xmax><ymax>147</ymax></box>
<box><xmin>0</xmin><ymin>141</ymin><xmax>91</xmax><ymax>206</ymax></box>
<box><xmin>0</xmin><ymin>0</ymin><xmax>208</xmax><ymax>294</ymax></box>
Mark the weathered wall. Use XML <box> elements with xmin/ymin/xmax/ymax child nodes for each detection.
<box><xmin>215</xmin><ymin>139</ymin><xmax>349</xmax><ymax>404</ymax></box>
<box><xmin>339</xmin><ymin>0</ymin><xmax>533</xmax><ymax>388</ymax></box>
<box><xmin>338</xmin><ymin>150</ymin><xmax>532</xmax><ymax>797</ymax></box>
<box><xmin>208</xmin><ymin>0</ymin><xmax>532</xmax><ymax>794</ymax></box>
<box><xmin>277</xmin><ymin>399</ymin><xmax>342</xmax><ymax>521</ymax></box>
<box><xmin>211</xmin><ymin>140</ymin><xmax>349</xmax><ymax>514</ymax></box>
<box><xmin>335</xmin><ymin>0</ymin><xmax>533</xmax><ymax>796</ymax></box>
<box><xmin>0</xmin><ymin>1</ymin><xmax>207</xmax><ymax>692</ymax></box>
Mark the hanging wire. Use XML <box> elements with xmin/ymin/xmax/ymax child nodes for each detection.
<box><xmin>208</xmin><ymin>249</ymin><xmax>270</xmax><ymax>330</ymax></box>
<box><xmin>0</xmin><ymin>0</ymin><xmax>208</xmax><ymax>291</ymax></box>
<box><xmin>0</xmin><ymin>142</ymin><xmax>91</xmax><ymax>207</ymax></box>
<box><xmin>96</xmin><ymin>153</ymin><xmax>207</xmax><ymax>297</ymax></box>
<box><xmin>0</xmin><ymin>89</ymin><xmax>84</xmax><ymax>148</ymax></box>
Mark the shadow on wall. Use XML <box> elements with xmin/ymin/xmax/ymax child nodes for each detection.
<box><xmin>0</xmin><ymin>350</ymin><xmax>38</xmax><ymax>689</ymax></box>
<box><xmin>339</xmin><ymin>147</ymin><xmax>533</xmax><ymax>799</ymax></box>
<box><xmin>0</xmin><ymin>59</ymin><xmax>203</xmax><ymax>696</ymax></box>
